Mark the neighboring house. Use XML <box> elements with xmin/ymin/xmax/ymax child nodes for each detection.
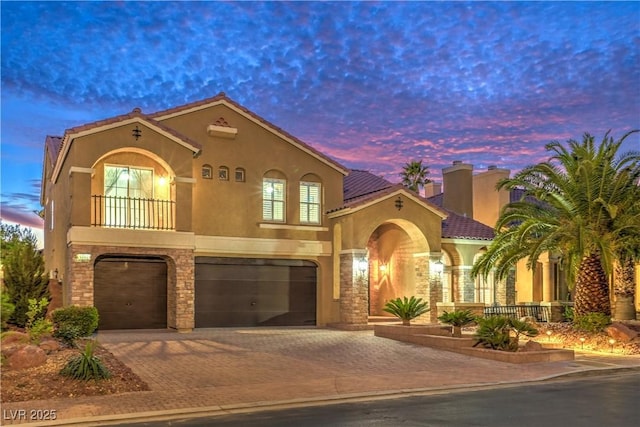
<box><xmin>40</xmin><ymin>93</ymin><xmax>501</xmax><ymax>331</ymax></box>
<box><xmin>429</xmin><ymin>162</ymin><xmax>588</xmax><ymax>307</ymax></box>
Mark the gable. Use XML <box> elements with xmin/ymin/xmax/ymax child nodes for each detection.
<box><xmin>151</xmin><ymin>93</ymin><xmax>349</xmax><ymax>176</ymax></box>
<box><xmin>49</xmin><ymin>109</ymin><xmax>201</xmax><ymax>184</ymax></box>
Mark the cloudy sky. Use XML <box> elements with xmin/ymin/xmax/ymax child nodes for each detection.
<box><xmin>1</xmin><ymin>1</ymin><xmax>639</xmax><ymax>230</ymax></box>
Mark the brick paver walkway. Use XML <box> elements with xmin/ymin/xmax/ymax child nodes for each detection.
<box><xmin>2</xmin><ymin>328</ymin><xmax>639</xmax><ymax>425</ymax></box>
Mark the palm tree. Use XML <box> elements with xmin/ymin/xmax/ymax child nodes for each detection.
<box><xmin>400</xmin><ymin>160</ymin><xmax>431</xmax><ymax>193</ymax></box>
<box><xmin>472</xmin><ymin>131</ymin><xmax>639</xmax><ymax>317</ymax></box>
<box><xmin>612</xmin><ymin>188</ymin><xmax>640</xmax><ymax>320</ymax></box>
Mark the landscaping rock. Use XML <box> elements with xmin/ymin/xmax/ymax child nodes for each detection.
<box><xmin>606</xmin><ymin>322</ymin><xmax>639</xmax><ymax>343</ymax></box>
<box><xmin>39</xmin><ymin>339</ymin><xmax>62</xmax><ymax>352</ymax></box>
<box><xmin>7</xmin><ymin>345</ymin><xmax>47</xmax><ymax>369</ymax></box>
<box><xmin>1</xmin><ymin>331</ymin><xmax>29</xmax><ymax>345</ymax></box>
<box><xmin>521</xmin><ymin>340</ymin><xmax>544</xmax><ymax>352</ymax></box>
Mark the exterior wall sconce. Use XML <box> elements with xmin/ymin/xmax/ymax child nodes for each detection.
<box><xmin>357</xmin><ymin>259</ymin><xmax>369</xmax><ymax>275</ymax></box>
<box><xmin>431</xmin><ymin>260</ymin><xmax>444</xmax><ymax>277</ymax></box>
<box><xmin>53</xmin><ymin>268</ymin><xmax>59</xmax><ymax>280</ymax></box>
<box><xmin>379</xmin><ymin>264</ymin><xmax>387</xmax><ymax>274</ymax></box>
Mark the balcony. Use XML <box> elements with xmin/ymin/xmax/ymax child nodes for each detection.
<box><xmin>91</xmin><ymin>195</ymin><xmax>175</xmax><ymax>231</ymax></box>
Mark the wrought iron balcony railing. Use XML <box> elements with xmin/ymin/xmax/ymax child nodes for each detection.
<box><xmin>91</xmin><ymin>195</ymin><xmax>175</xmax><ymax>231</ymax></box>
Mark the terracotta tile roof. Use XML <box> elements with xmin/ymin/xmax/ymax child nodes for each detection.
<box><xmin>63</xmin><ymin>108</ymin><xmax>202</xmax><ymax>153</ymax></box>
<box><xmin>45</xmin><ymin>135</ymin><xmax>63</xmax><ymax>166</ymax></box>
<box><xmin>343</xmin><ymin>169</ymin><xmax>394</xmax><ymax>201</ymax></box>
<box><xmin>150</xmin><ymin>92</ymin><xmax>348</xmax><ymax>175</ymax></box>
<box><xmin>329</xmin><ymin>170</ymin><xmax>447</xmax><ymax>218</ymax></box>
<box><xmin>440</xmin><ymin>211</ymin><xmax>494</xmax><ymax>240</ymax></box>
<box><xmin>427</xmin><ymin>193</ymin><xmax>495</xmax><ymax>241</ymax></box>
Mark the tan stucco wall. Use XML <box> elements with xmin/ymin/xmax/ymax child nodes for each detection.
<box><xmin>332</xmin><ymin>195</ymin><xmax>441</xmax><ymax>252</ymax></box>
<box><xmin>159</xmin><ymin>104</ymin><xmax>344</xmax><ymax>241</ymax></box>
<box><xmin>472</xmin><ymin>167</ymin><xmax>510</xmax><ymax>228</ymax></box>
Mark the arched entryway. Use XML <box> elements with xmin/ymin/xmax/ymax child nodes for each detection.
<box><xmin>366</xmin><ymin>219</ymin><xmax>432</xmax><ymax>318</ymax></box>
<box><xmin>94</xmin><ymin>255</ymin><xmax>168</xmax><ymax>329</ymax></box>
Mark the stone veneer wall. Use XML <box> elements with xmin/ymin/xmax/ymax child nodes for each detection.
<box><xmin>339</xmin><ymin>252</ymin><xmax>368</xmax><ymax>324</ymax></box>
<box><xmin>67</xmin><ymin>244</ymin><xmax>195</xmax><ymax>331</ymax></box>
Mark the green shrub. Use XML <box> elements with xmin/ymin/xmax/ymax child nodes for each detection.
<box><xmin>54</xmin><ymin>324</ymin><xmax>83</xmax><ymax>347</ymax></box>
<box><xmin>1</xmin><ymin>222</ymin><xmax>49</xmax><ymax>327</ymax></box>
<box><xmin>52</xmin><ymin>306</ymin><xmax>99</xmax><ymax>343</ymax></box>
<box><xmin>573</xmin><ymin>313</ymin><xmax>611</xmax><ymax>333</ymax></box>
<box><xmin>26</xmin><ymin>298</ymin><xmax>53</xmax><ymax>343</ymax></box>
<box><xmin>1</xmin><ymin>291</ymin><xmax>15</xmax><ymax>330</ymax></box>
<box><xmin>60</xmin><ymin>340</ymin><xmax>110</xmax><ymax>381</ymax></box>
<box><xmin>474</xmin><ymin>315</ymin><xmax>538</xmax><ymax>351</ymax></box>
<box><xmin>563</xmin><ymin>305</ymin><xmax>575</xmax><ymax>322</ymax></box>
<box><xmin>383</xmin><ymin>296</ymin><xmax>430</xmax><ymax>326</ymax></box>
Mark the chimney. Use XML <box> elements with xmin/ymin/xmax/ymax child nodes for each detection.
<box><xmin>442</xmin><ymin>161</ymin><xmax>474</xmax><ymax>217</ymax></box>
<box><xmin>472</xmin><ymin>165</ymin><xmax>511</xmax><ymax>227</ymax></box>
<box><xmin>424</xmin><ymin>181</ymin><xmax>442</xmax><ymax>198</ymax></box>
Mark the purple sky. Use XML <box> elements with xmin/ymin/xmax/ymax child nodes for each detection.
<box><xmin>2</xmin><ymin>1</ymin><xmax>639</xmax><ymax>230</ymax></box>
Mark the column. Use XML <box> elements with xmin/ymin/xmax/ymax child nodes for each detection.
<box><xmin>339</xmin><ymin>249</ymin><xmax>369</xmax><ymax>325</ymax></box>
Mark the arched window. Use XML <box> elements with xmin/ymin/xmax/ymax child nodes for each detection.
<box><xmin>300</xmin><ymin>174</ymin><xmax>322</xmax><ymax>224</ymax></box>
<box><xmin>201</xmin><ymin>164</ymin><xmax>213</xmax><ymax>179</ymax></box>
<box><xmin>263</xmin><ymin>170</ymin><xmax>286</xmax><ymax>222</ymax></box>
<box><xmin>218</xmin><ymin>166</ymin><xmax>229</xmax><ymax>181</ymax></box>
<box><xmin>235</xmin><ymin>167</ymin><xmax>245</xmax><ymax>182</ymax></box>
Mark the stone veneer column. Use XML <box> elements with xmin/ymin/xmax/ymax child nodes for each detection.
<box><xmin>413</xmin><ymin>253</ymin><xmax>432</xmax><ymax>323</ymax></box>
<box><xmin>66</xmin><ymin>244</ymin><xmax>195</xmax><ymax>331</ymax></box>
<box><xmin>339</xmin><ymin>249</ymin><xmax>369</xmax><ymax>325</ymax></box>
<box><xmin>453</xmin><ymin>266</ymin><xmax>474</xmax><ymax>302</ymax></box>
<box><xmin>428</xmin><ymin>254</ymin><xmax>443</xmax><ymax>323</ymax></box>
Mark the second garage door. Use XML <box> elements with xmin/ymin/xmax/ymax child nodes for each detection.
<box><xmin>195</xmin><ymin>258</ymin><xmax>317</xmax><ymax>327</ymax></box>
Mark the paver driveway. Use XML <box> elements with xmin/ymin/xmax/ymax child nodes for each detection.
<box><xmin>3</xmin><ymin>327</ymin><xmax>637</xmax><ymax>425</ymax></box>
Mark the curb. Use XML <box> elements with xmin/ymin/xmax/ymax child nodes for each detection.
<box><xmin>21</xmin><ymin>365</ymin><xmax>640</xmax><ymax>427</ymax></box>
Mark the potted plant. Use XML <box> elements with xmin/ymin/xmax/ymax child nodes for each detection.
<box><xmin>437</xmin><ymin>309</ymin><xmax>476</xmax><ymax>337</ymax></box>
<box><xmin>383</xmin><ymin>296</ymin><xmax>430</xmax><ymax>326</ymax></box>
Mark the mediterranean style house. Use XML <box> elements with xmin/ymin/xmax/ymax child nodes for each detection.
<box><xmin>40</xmin><ymin>92</ymin><xmax>523</xmax><ymax>331</ymax></box>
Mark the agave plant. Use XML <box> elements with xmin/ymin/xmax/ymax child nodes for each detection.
<box><xmin>437</xmin><ymin>309</ymin><xmax>476</xmax><ymax>337</ymax></box>
<box><xmin>383</xmin><ymin>296</ymin><xmax>430</xmax><ymax>326</ymax></box>
<box><xmin>60</xmin><ymin>340</ymin><xmax>111</xmax><ymax>380</ymax></box>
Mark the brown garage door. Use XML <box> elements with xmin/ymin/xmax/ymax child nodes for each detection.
<box><xmin>195</xmin><ymin>258</ymin><xmax>316</xmax><ymax>327</ymax></box>
<box><xmin>94</xmin><ymin>257</ymin><xmax>167</xmax><ymax>329</ymax></box>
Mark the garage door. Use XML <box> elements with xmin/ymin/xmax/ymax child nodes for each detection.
<box><xmin>195</xmin><ymin>258</ymin><xmax>316</xmax><ymax>327</ymax></box>
<box><xmin>94</xmin><ymin>257</ymin><xmax>167</xmax><ymax>329</ymax></box>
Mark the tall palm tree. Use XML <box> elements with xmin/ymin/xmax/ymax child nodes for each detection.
<box><xmin>400</xmin><ymin>160</ymin><xmax>431</xmax><ymax>193</ymax></box>
<box><xmin>612</xmin><ymin>183</ymin><xmax>640</xmax><ymax>319</ymax></box>
<box><xmin>472</xmin><ymin>131</ymin><xmax>639</xmax><ymax>317</ymax></box>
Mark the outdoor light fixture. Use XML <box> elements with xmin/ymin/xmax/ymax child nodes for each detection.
<box><xmin>546</xmin><ymin>330</ymin><xmax>552</xmax><ymax>342</ymax></box>
<box><xmin>609</xmin><ymin>338</ymin><xmax>615</xmax><ymax>353</ymax></box>
<box><xmin>580</xmin><ymin>337</ymin><xmax>586</xmax><ymax>350</ymax></box>
<box><xmin>379</xmin><ymin>264</ymin><xmax>387</xmax><ymax>274</ymax></box>
<box><xmin>358</xmin><ymin>259</ymin><xmax>368</xmax><ymax>274</ymax></box>
<box><xmin>53</xmin><ymin>268</ymin><xmax>59</xmax><ymax>280</ymax></box>
<box><xmin>432</xmin><ymin>260</ymin><xmax>444</xmax><ymax>276</ymax></box>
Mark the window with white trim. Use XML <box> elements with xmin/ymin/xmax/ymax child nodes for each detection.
<box><xmin>299</xmin><ymin>182</ymin><xmax>321</xmax><ymax>224</ymax></box>
<box><xmin>263</xmin><ymin>178</ymin><xmax>285</xmax><ymax>222</ymax></box>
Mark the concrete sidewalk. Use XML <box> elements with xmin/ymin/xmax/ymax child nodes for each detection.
<box><xmin>2</xmin><ymin>328</ymin><xmax>639</xmax><ymax>426</ymax></box>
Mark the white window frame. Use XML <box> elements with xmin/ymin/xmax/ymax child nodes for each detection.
<box><xmin>263</xmin><ymin>178</ymin><xmax>286</xmax><ymax>222</ymax></box>
<box><xmin>299</xmin><ymin>181</ymin><xmax>321</xmax><ymax>224</ymax></box>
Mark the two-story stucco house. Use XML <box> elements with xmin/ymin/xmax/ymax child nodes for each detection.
<box><xmin>41</xmin><ymin>93</ymin><xmax>501</xmax><ymax>331</ymax></box>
